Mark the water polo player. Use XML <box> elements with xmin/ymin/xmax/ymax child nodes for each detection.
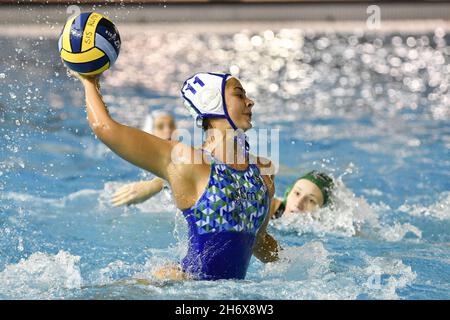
<box><xmin>270</xmin><ymin>171</ymin><xmax>335</xmax><ymax>219</ymax></box>
<box><xmin>110</xmin><ymin>110</ymin><xmax>176</xmax><ymax>207</ymax></box>
<box><xmin>71</xmin><ymin>71</ymin><xmax>279</xmax><ymax>280</ymax></box>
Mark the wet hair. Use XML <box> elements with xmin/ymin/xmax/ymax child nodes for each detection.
<box><xmin>202</xmin><ymin>118</ymin><xmax>212</xmax><ymax>131</ymax></box>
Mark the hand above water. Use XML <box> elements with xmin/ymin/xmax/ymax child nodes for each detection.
<box><xmin>67</xmin><ymin>69</ymin><xmax>100</xmax><ymax>89</ymax></box>
<box><xmin>111</xmin><ymin>178</ymin><xmax>165</xmax><ymax>207</ymax></box>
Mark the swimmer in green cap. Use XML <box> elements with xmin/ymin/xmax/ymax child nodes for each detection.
<box><xmin>270</xmin><ymin>171</ymin><xmax>334</xmax><ymax>219</ymax></box>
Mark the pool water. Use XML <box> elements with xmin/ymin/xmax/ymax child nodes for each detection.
<box><xmin>0</xmin><ymin>24</ymin><xmax>449</xmax><ymax>299</ymax></box>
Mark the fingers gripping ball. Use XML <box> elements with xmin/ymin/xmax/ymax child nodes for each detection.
<box><xmin>58</xmin><ymin>12</ymin><xmax>121</xmax><ymax>76</ymax></box>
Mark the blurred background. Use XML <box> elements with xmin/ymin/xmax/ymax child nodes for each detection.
<box><xmin>0</xmin><ymin>0</ymin><xmax>449</xmax><ymax>300</ymax></box>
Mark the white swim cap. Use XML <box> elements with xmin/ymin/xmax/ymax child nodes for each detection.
<box><xmin>181</xmin><ymin>72</ymin><xmax>250</xmax><ymax>154</ymax></box>
<box><xmin>142</xmin><ymin>110</ymin><xmax>173</xmax><ymax>134</ymax></box>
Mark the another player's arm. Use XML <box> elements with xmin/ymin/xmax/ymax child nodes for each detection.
<box><xmin>253</xmin><ymin>160</ymin><xmax>280</xmax><ymax>263</ymax></box>
<box><xmin>253</xmin><ymin>202</ymin><xmax>280</xmax><ymax>263</ymax></box>
<box><xmin>269</xmin><ymin>197</ymin><xmax>283</xmax><ymax>218</ymax></box>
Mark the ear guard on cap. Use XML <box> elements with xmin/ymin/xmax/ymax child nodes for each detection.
<box><xmin>181</xmin><ymin>72</ymin><xmax>250</xmax><ymax>154</ymax></box>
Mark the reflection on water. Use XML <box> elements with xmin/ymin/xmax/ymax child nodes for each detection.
<box><xmin>106</xmin><ymin>28</ymin><xmax>449</xmax><ymax>121</ymax></box>
<box><xmin>0</xmin><ymin>24</ymin><xmax>449</xmax><ymax>299</ymax></box>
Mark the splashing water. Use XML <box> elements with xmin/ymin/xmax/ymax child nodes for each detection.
<box><xmin>272</xmin><ymin>176</ymin><xmax>377</xmax><ymax>237</ymax></box>
<box><xmin>271</xmin><ymin>174</ymin><xmax>423</xmax><ymax>243</ymax></box>
<box><xmin>0</xmin><ymin>251</ymin><xmax>82</xmax><ymax>299</ymax></box>
<box><xmin>398</xmin><ymin>192</ymin><xmax>450</xmax><ymax>221</ymax></box>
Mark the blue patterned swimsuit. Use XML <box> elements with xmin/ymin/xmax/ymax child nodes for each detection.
<box><xmin>181</xmin><ymin>152</ymin><xmax>270</xmax><ymax>280</ymax></box>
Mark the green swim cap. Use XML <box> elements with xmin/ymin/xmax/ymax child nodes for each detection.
<box><xmin>282</xmin><ymin>171</ymin><xmax>334</xmax><ymax>207</ymax></box>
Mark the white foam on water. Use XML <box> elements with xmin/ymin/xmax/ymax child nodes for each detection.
<box><xmin>398</xmin><ymin>191</ymin><xmax>450</xmax><ymax>221</ymax></box>
<box><xmin>2</xmin><ymin>180</ymin><xmax>177</xmax><ymax>215</ymax></box>
<box><xmin>272</xmin><ymin>178</ymin><xmax>379</xmax><ymax>237</ymax></box>
<box><xmin>61</xmin><ymin>188</ymin><xmax>109</xmax><ymax>216</ymax></box>
<box><xmin>135</xmin><ymin>187</ymin><xmax>176</xmax><ymax>214</ymax></box>
<box><xmin>0</xmin><ymin>250</ymin><xmax>82</xmax><ymax>299</ymax></box>
<box><xmin>2</xmin><ymin>188</ymin><xmax>104</xmax><ymax>212</ymax></box>
<box><xmin>164</xmin><ymin>277</ymin><xmax>361</xmax><ymax>300</ymax></box>
<box><xmin>141</xmin><ymin>241</ymin><xmax>360</xmax><ymax>299</ymax></box>
<box><xmin>172</xmin><ymin>210</ymin><xmax>189</xmax><ymax>248</ymax></box>
<box><xmin>1</xmin><ymin>182</ymin><xmax>174</xmax><ymax>220</ymax></box>
<box><xmin>271</xmin><ymin>175</ymin><xmax>423</xmax><ymax>242</ymax></box>
<box><xmin>0</xmin><ymin>158</ymin><xmax>26</xmax><ymax>172</ymax></box>
<box><xmin>378</xmin><ymin>222</ymin><xmax>422</xmax><ymax>242</ymax></box>
<box><xmin>258</xmin><ymin>241</ymin><xmax>331</xmax><ymax>280</ymax></box>
<box><xmin>0</xmin><ymin>191</ymin><xmax>62</xmax><ymax>206</ymax></box>
<box><xmin>86</xmin><ymin>249</ymin><xmax>181</xmax><ymax>288</ymax></box>
<box><xmin>66</xmin><ymin>189</ymin><xmax>100</xmax><ymax>201</ymax></box>
<box><xmin>93</xmin><ymin>260</ymin><xmax>143</xmax><ymax>286</ymax></box>
<box><xmin>124</xmin><ymin>248</ymin><xmax>185</xmax><ymax>285</ymax></box>
<box><xmin>75</xmin><ymin>241</ymin><xmax>417</xmax><ymax>300</ymax></box>
<box><xmin>79</xmin><ymin>241</ymin><xmax>355</xmax><ymax>299</ymax></box>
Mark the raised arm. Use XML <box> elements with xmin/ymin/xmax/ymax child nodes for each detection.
<box><xmin>78</xmin><ymin>75</ymin><xmax>174</xmax><ymax>180</ymax></box>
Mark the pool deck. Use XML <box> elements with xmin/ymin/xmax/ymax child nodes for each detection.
<box><xmin>0</xmin><ymin>2</ymin><xmax>449</xmax><ymax>37</ymax></box>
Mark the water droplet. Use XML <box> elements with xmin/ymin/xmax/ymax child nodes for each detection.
<box><xmin>18</xmin><ymin>238</ymin><xmax>24</xmax><ymax>252</ymax></box>
<box><xmin>229</xmin><ymin>65</ymin><xmax>240</xmax><ymax>75</ymax></box>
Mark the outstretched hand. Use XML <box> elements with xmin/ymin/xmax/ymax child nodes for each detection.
<box><xmin>111</xmin><ymin>181</ymin><xmax>157</xmax><ymax>207</ymax></box>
